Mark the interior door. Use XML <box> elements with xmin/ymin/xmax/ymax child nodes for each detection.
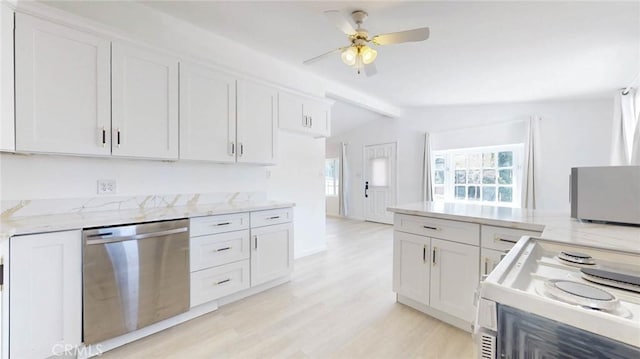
<box><xmin>364</xmin><ymin>142</ymin><xmax>397</xmax><ymax>224</ymax></box>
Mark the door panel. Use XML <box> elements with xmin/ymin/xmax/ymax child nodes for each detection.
<box><xmin>393</xmin><ymin>231</ymin><xmax>430</xmax><ymax>305</ymax></box>
<box><xmin>430</xmin><ymin>238</ymin><xmax>480</xmax><ymax>323</ymax></box>
<box><xmin>364</xmin><ymin>142</ymin><xmax>397</xmax><ymax>224</ymax></box>
<box><xmin>481</xmin><ymin>247</ymin><xmax>506</xmax><ymax>277</ymax></box>
<box><xmin>180</xmin><ymin>62</ymin><xmax>237</xmax><ymax>162</ymax></box>
<box><xmin>237</xmin><ymin>79</ymin><xmax>278</xmax><ymax>165</ymax></box>
<box><xmin>112</xmin><ymin>42</ymin><xmax>179</xmax><ymax>159</ymax></box>
<box><xmin>15</xmin><ymin>13</ymin><xmax>111</xmax><ymax>155</ymax></box>
<box><xmin>250</xmin><ymin>223</ymin><xmax>293</xmax><ymax>286</ymax></box>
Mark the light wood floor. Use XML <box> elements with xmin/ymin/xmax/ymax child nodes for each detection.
<box><xmin>101</xmin><ymin>217</ymin><xmax>475</xmax><ymax>358</ymax></box>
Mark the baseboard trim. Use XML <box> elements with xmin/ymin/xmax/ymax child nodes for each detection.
<box><xmin>397</xmin><ymin>294</ymin><xmax>472</xmax><ymax>333</ymax></box>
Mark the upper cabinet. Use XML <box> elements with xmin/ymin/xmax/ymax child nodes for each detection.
<box><xmin>278</xmin><ymin>91</ymin><xmax>332</xmax><ymax>138</ymax></box>
<box><xmin>179</xmin><ymin>61</ymin><xmax>237</xmax><ymax>163</ymax></box>
<box><xmin>112</xmin><ymin>42</ymin><xmax>179</xmax><ymax>160</ymax></box>
<box><xmin>14</xmin><ymin>13</ymin><xmax>111</xmax><ymax>156</ymax></box>
<box><xmin>0</xmin><ymin>3</ymin><xmax>14</xmax><ymax>152</ymax></box>
<box><xmin>237</xmin><ymin>79</ymin><xmax>278</xmax><ymax>165</ymax></box>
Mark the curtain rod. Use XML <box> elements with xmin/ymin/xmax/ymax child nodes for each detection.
<box><xmin>622</xmin><ymin>72</ymin><xmax>639</xmax><ymax>95</ymax></box>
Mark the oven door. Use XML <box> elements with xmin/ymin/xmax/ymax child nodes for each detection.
<box><xmin>497</xmin><ymin>304</ymin><xmax>640</xmax><ymax>358</ymax></box>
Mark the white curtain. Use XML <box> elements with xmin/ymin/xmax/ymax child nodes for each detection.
<box><xmin>521</xmin><ymin>116</ymin><xmax>541</xmax><ymax>209</ymax></box>
<box><xmin>611</xmin><ymin>88</ymin><xmax>640</xmax><ymax>165</ymax></box>
<box><xmin>339</xmin><ymin>142</ymin><xmax>350</xmax><ymax>217</ymax></box>
<box><xmin>422</xmin><ymin>132</ymin><xmax>433</xmax><ymax>202</ymax></box>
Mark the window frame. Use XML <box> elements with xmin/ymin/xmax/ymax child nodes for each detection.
<box><xmin>432</xmin><ymin>144</ymin><xmax>524</xmax><ymax>208</ymax></box>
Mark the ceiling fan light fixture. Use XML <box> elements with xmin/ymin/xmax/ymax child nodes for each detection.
<box><xmin>341</xmin><ymin>47</ymin><xmax>357</xmax><ymax>66</ymax></box>
<box><xmin>360</xmin><ymin>46</ymin><xmax>377</xmax><ymax>65</ymax></box>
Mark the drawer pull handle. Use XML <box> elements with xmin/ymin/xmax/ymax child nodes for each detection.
<box><xmin>216</xmin><ymin>247</ymin><xmax>231</xmax><ymax>252</ymax></box>
<box><xmin>216</xmin><ymin>222</ymin><xmax>231</xmax><ymax>226</ymax></box>
<box><xmin>267</xmin><ymin>216</ymin><xmax>281</xmax><ymax>220</ymax></box>
<box><xmin>494</xmin><ymin>235</ymin><xmax>518</xmax><ymax>244</ymax></box>
<box><xmin>216</xmin><ymin>279</ymin><xmax>231</xmax><ymax>285</ymax></box>
<box><xmin>423</xmin><ymin>225</ymin><xmax>440</xmax><ymax>231</ymax></box>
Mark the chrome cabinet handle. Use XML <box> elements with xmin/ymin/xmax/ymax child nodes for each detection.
<box><xmin>484</xmin><ymin>257</ymin><xmax>489</xmax><ymax>275</ymax></box>
<box><xmin>216</xmin><ymin>279</ymin><xmax>230</xmax><ymax>285</ymax></box>
<box><xmin>309</xmin><ymin>116</ymin><xmax>313</xmax><ymax>127</ymax></box>
<box><xmin>267</xmin><ymin>216</ymin><xmax>280</xmax><ymax>220</ymax></box>
<box><xmin>423</xmin><ymin>245</ymin><xmax>426</xmax><ymax>263</ymax></box>
<box><xmin>303</xmin><ymin>116</ymin><xmax>307</xmax><ymax>127</ymax></box>
<box><xmin>101</xmin><ymin>127</ymin><xmax>106</xmax><ymax>147</ymax></box>
<box><xmin>254</xmin><ymin>235</ymin><xmax>258</xmax><ymax>250</ymax></box>
<box><xmin>216</xmin><ymin>247</ymin><xmax>231</xmax><ymax>252</ymax></box>
<box><xmin>239</xmin><ymin>143</ymin><xmax>244</xmax><ymax>157</ymax></box>
<box><xmin>116</xmin><ymin>128</ymin><xmax>121</xmax><ymax>148</ymax></box>
<box><xmin>230</xmin><ymin>142</ymin><xmax>235</xmax><ymax>156</ymax></box>
<box><xmin>494</xmin><ymin>235</ymin><xmax>518</xmax><ymax>244</ymax></box>
<box><xmin>423</xmin><ymin>225</ymin><xmax>440</xmax><ymax>231</ymax></box>
<box><xmin>216</xmin><ymin>222</ymin><xmax>231</xmax><ymax>226</ymax></box>
<box><xmin>432</xmin><ymin>247</ymin><xmax>437</xmax><ymax>265</ymax></box>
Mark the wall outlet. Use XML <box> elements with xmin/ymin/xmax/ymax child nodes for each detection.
<box><xmin>97</xmin><ymin>179</ymin><xmax>117</xmax><ymax>195</ymax></box>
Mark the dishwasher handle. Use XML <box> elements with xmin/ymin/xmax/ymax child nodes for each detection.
<box><xmin>86</xmin><ymin>227</ymin><xmax>188</xmax><ymax>245</ymax></box>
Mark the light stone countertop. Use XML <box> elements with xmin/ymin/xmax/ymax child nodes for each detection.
<box><xmin>0</xmin><ymin>200</ymin><xmax>295</xmax><ymax>241</ymax></box>
<box><xmin>388</xmin><ymin>202</ymin><xmax>640</xmax><ymax>253</ymax></box>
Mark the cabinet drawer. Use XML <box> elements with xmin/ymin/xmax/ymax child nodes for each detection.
<box><xmin>394</xmin><ymin>214</ymin><xmax>480</xmax><ymax>246</ymax></box>
<box><xmin>251</xmin><ymin>207</ymin><xmax>293</xmax><ymax>227</ymax></box>
<box><xmin>190</xmin><ymin>212</ymin><xmax>250</xmax><ymax>237</ymax></box>
<box><xmin>481</xmin><ymin>225</ymin><xmax>542</xmax><ymax>252</ymax></box>
<box><xmin>190</xmin><ymin>230</ymin><xmax>250</xmax><ymax>272</ymax></box>
<box><xmin>190</xmin><ymin>260</ymin><xmax>250</xmax><ymax>307</ymax></box>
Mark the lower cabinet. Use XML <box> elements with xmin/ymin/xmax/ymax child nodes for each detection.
<box><xmin>10</xmin><ymin>230</ymin><xmax>82</xmax><ymax>358</ymax></box>
<box><xmin>250</xmin><ymin>222</ymin><xmax>294</xmax><ymax>287</ymax></box>
<box><xmin>481</xmin><ymin>247</ymin><xmax>507</xmax><ymax>277</ymax></box>
<box><xmin>392</xmin><ymin>231</ymin><xmax>430</xmax><ymax>304</ymax></box>
<box><xmin>191</xmin><ymin>261</ymin><xmax>250</xmax><ymax>307</ymax></box>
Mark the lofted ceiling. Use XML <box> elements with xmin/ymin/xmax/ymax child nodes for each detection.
<box><xmin>140</xmin><ymin>1</ymin><xmax>640</xmax><ymax>107</ymax></box>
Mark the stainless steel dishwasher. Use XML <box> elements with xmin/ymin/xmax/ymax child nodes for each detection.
<box><xmin>83</xmin><ymin>219</ymin><xmax>190</xmax><ymax>344</ymax></box>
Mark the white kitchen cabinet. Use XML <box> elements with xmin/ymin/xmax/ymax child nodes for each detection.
<box><xmin>481</xmin><ymin>247</ymin><xmax>506</xmax><ymax>277</ymax></box>
<box><xmin>112</xmin><ymin>41</ymin><xmax>179</xmax><ymax>160</ymax></box>
<box><xmin>236</xmin><ymin>79</ymin><xmax>278</xmax><ymax>165</ymax></box>
<box><xmin>393</xmin><ymin>231</ymin><xmax>430</xmax><ymax>305</ymax></box>
<box><xmin>14</xmin><ymin>13</ymin><xmax>111</xmax><ymax>156</ymax></box>
<box><xmin>429</xmin><ymin>238</ymin><xmax>480</xmax><ymax>323</ymax></box>
<box><xmin>250</xmin><ymin>222</ymin><xmax>293</xmax><ymax>287</ymax></box>
<box><xmin>0</xmin><ymin>3</ymin><xmax>14</xmax><ymax>152</ymax></box>
<box><xmin>10</xmin><ymin>230</ymin><xmax>82</xmax><ymax>358</ymax></box>
<box><xmin>278</xmin><ymin>91</ymin><xmax>331</xmax><ymax>138</ymax></box>
<box><xmin>180</xmin><ymin>62</ymin><xmax>237</xmax><ymax>162</ymax></box>
<box><xmin>191</xmin><ymin>260</ymin><xmax>250</xmax><ymax>307</ymax></box>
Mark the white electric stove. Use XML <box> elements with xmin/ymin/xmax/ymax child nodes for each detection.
<box><xmin>475</xmin><ymin>236</ymin><xmax>640</xmax><ymax>358</ymax></box>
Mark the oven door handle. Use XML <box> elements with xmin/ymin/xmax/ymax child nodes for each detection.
<box><xmin>85</xmin><ymin>227</ymin><xmax>188</xmax><ymax>245</ymax></box>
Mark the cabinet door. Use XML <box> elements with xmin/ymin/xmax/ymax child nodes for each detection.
<box><xmin>10</xmin><ymin>230</ymin><xmax>82</xmax><ymax>358</ymax></box>
<box><xmin>14</xmin><ymin>13</ymin><xmax>111</xmax><ymax>155</ymax></box>
<box><xmin>180</xmin><ymin>62</ymin><xmax>237</xmax><ymax>162</ymax></box>
<box><xmin>278</xmin><ymin>92</ymin><xmax>305</xmax><ymax>133</ymax></box>
<box><xmin>112</xmin><ymin>42</ymin><xmax>179</xmax><ymax>159</ymax></box>
<box><xmin>481</xmin><ymin>247</ymin><xmax>506</xmax><ymax>277</ymax></box>
<box><xmin>237</xmin><ymin>79</ymin><xmax>278</xmax><ymax>165</ymax></box>
<box><xmin>250</xmin><ymin>223</ymin><xmax>293</xmax><ymax>286</ymax></box>
<box><xmin>0</xmin><ymin>4</ymin><xmax>14</xmax><ymax>152</ymax></box>
<box><xmin>393</xmin><ymin>231</ymin><xmax>430</xmax><ymax>305</ymax></box>
<box><xmin>430</xmin><ymin>238</ymin><xmax>479</xmax><ymax>323</ymax></box>
<box><xmin>304</xmin><ymin>100</ymin><xmax>331</xmax><ymax>137</ymax></box>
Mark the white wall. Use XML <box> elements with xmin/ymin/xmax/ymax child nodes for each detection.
<box><xmin>0</xmin><ymin>1</ymin><xmax>336</xmax><ymax>258</ymax></box>
<box><xmin>329</xmin><ymin>99</ymin><xmax>614</xmax><ymax>217</ymax></box>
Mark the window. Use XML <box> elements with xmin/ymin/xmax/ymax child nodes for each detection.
<box><xmin>432</xmin><ymin>144</ymin><xmax>523</xmax><ymax>207</ymax></box>
<box><xmin>325</xmin><ymin>158</ymin><xmax>340</xmax><ymax>196</ymax></box>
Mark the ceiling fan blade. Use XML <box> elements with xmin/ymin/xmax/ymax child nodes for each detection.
<box><xmin>303</xmin><ymin>47</ymin><xmax>347</xmax><ymax>65</ymax></box>
<box><xmin>324</xmin><ymin>10</ymin><xmax>356</xmax><ymax>35</ymax></box>
<box><xmin>372</xmin><ymin>27</ymin><xmax>430</xmax><ymax>45</ymax></box>
<box><xmin>364</xmin><ymin>62</ymin><xmax>377</xmax><ymax>77</ymax></box>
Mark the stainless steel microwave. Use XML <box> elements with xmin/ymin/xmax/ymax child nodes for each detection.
<box><xmin>570</xmin><ymin>166</ymin><xmax>640</xmax><ymax>225</ymax></box>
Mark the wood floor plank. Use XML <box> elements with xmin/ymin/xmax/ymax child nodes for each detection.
<box><xmin>99</xmin><ymin>217</ymin><xmax>475</xmax><ymax>358</ymax></box>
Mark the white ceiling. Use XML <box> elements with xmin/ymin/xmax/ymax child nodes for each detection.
<box><xmin>141</xmin><ymin>1</ymin><xmax>640</xmax><ymax>107</ymax></box>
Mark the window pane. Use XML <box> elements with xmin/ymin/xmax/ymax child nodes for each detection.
<box><xmin>498</xmin><ymin>151</ymin><xmax>513</xmax><ymax>167</ymax></box>
<box><xmin>371</xmin><ymin>158</ymin><xmax>388</xmax><ymax>187</ymax></box>
<box><xmin>483</xmin><ymin>153</ymin><xmax>496</xmax><ymax>167</ymax></box>
<box><xmin>498</xmin><ymin>187</ymin><xmax>512</xmax><ymax>202</ymax></box>
<box><xmin>434</xmin><ymin>186</ymin><xmax>444</xmax><ymax>195</ymax></box>
<box><xmin>483</xmin><ymin>187</ymin><xmax>496</xmax><ymax>201</ymax></box>
<box><xmin>482</xmin><ymin>169</ymin><xmax>496</xmax><ymax>184</ymax></box>
<box><xmin>498</xmin><ymin>169</ymin><xmax>512</xmax><ymax>184</ymax></box>
<box><xmin>468</xmin><ymin>186</ymin><xmax>480</xmax><ymax>200</ymax></box>
<box><xmin>434</xmin><ymin>170</ymin><xmax>445</xmax><ymax>184</ymax></box>
<box><xmin>455</xmin><ymin>170</ymin><xmax>466</xmax><ymax>184</ymax></box>
<box><xmin>468</xmin><ymin>154</ymin><xmax>481</xmax><ymax>168</ymax></box>
<box><xmin>455</xmin><ymin>186</ymin><xmax>466</xmax><ymax>199</ymax></box>
<box><xmin>468</xmin><ymin>170</ymin><xmax>481</xmax><ymax>184</ymax></box>
<box><xmin>454</xmin><ymin>155</ymin><xmax>467</xmax><ymax>169</ymax></box>
<box><xmin>435</xmin><ymin>157</ymin><xmax>445</xmax><ymax>170</ymax></box>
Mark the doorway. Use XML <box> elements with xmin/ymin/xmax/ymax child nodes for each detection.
<box><xmin>363</xmin><ymin>142</ymin><xmax>397</xmax><ymax>224</ymax></box>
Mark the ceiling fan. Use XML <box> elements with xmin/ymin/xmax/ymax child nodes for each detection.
<box><xmin>303</xmin><ymin>10</ymin><xmax>430</xmax><ymax>76</ymax></box>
